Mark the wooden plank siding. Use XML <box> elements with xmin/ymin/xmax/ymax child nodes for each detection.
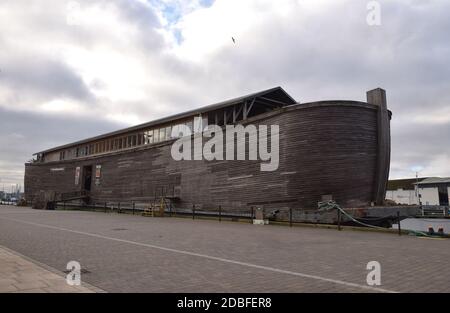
<box><xmin>24</xmin><ymin>100</ymin><xmax>389</xmax><ymax>212</ymax></box>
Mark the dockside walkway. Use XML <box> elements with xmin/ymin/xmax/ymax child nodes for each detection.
<box><xmin>0</xmin><ymin>245</ymin><xmax>101</xmax><ymax>293</ymax></box>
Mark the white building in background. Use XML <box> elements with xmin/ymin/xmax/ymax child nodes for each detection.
<box><xmin>415</xmin><ymin>177</ymin><xmax>450</xmax><ymax>206</ymax></box>
<box><xmin>386</xmin><ymin>177</ymin><xmax>450</xmax><ymax>206</ymax></box>
<box><xmin>386</xmin><ymin>178</ymin><xmax>422</xmax><ymax>205</ymax></box>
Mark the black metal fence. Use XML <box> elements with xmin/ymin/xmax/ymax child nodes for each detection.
<box><xmin>18</xmin><ymin>198</ymin><xmax>447</xmax><ymax>236</ymax></box>
<box><xmin>420</xmin><ymin>205</ymin><xmax>450</xmax><ymax>217</ymax></box>
<box><xmin>55</xmin><ymin>200</ymin><xmax>258</xmax><ymax>221</ymax></box>
<box><xmin>53</xmin><ymin>200</ymin><xmax>322</xmax><ymax>229</ymax></box>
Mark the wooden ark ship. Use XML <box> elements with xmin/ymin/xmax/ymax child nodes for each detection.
<box><xmin>24</xmin><ymin>87</ymin><xmax>392</xmax><ymax>218</ymax></box>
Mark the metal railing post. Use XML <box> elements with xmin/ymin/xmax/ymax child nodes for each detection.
<box><xmin>118</xmin><ymin>202</ymin><xmax>121</xmax><ymax>214</ymax></box>
<box><xmin>289</xmin><ymin>208</ymin><xmax>293</xmax><ymax>227</ymax></box>
<box><xmin>132</xmin><ymin>201</ymin><xmax>135</xmax><ymax>215</ymax></box>
<box><xmin>219</xmin><ymin>205</ymin><xmax>222</xmax><ymax>222</ymax></box>
<box><xmin>192</xmin><ymin>204</ymin><xmax>195</xmax><ymax>220</ymax></box>
<box><xmin>397</xmin><ymin>211</ymin><xmax>401</xmax><ymax>236</ymax></box>
<box><xmin>337</xmin><ymin>209</ymin><xmax>342</xmax><ymax>231</ymax></box>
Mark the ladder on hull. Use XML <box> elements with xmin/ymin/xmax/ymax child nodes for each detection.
<box><xmin>142</xmin><ymin>196</ymin><xmax>174</xmax><ymax>217</ymax></box>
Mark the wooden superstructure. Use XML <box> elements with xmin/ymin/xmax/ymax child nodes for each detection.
<box><xmin>24</xmin><ymin>87</ymin><xmax>391</xmax><ymax>213</ymax></box>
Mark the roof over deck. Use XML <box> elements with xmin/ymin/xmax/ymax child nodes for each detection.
<box><xmin>34</xmin><ymin>86</ymin><xmax>297</xmax><ymax>155</ymax></box>
<box><xmin>414</xmin><ymin>177</ymin><xmax>450</xmax><ymax>185</ymax></box>
<box><xmin>387</xmin><ymin>178</ymin><xmax>428</xmax><ymax>190</ymax></box>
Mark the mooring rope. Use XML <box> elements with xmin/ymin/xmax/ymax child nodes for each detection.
<box><xmin>318</xmin><ymin>200</ymin><xmax>389</xmax><ymax>230</ymax></box>
<box><xmin>317</xmin><ymin>200</ymin><xmax>433</xmax><ymax>237</ymax></box>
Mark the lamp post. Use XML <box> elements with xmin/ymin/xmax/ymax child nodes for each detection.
<box><xmin>416</xmin><ymin>171</ymin><xmax>423</xmax><ymax>214</ymax></box>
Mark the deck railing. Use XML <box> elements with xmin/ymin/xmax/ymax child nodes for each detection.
<box><xmin>421</xmin><ymin>205</ymin><xmax>449</xmax><ymax>217</ymax></box>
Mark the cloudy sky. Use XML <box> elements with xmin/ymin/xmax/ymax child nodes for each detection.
<box><xmin>1</xmin><ymin>0</ymin><xmax>449</xmax><ymax>190</ymax></box>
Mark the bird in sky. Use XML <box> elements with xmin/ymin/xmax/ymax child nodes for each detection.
<box><xmin>232</xmin><ymin>37</ymin><xmax>236</xmax><ymax>44</ymax></box>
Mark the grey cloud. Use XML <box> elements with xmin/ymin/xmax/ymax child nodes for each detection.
<box><xmin>200</xmin><ymin>0</ymin><xmax>450</xmax><ymax>107</ymax></box>
<box><xmin>114</xmin><ymin>0</ymin><xmax>161</xmax><ymax>29</ymax></box>
<box><xmin>108</xmin><ymin>0</ymin><xmax>165</xmax><ymax>50</ymax></box>
<box><xmin>1</xmin><ymin>56</ymin><xmax>94</xmax><ymax>103</ymax></box>
<box><xmin>390</xmin><ymin>121</ymin><xmax>450</xmax><ymax>177</ymax></box>
<box><xmin>0</xmin><ymin>107</ymin><xmax>124</xmax><ymax>185</ymax></box>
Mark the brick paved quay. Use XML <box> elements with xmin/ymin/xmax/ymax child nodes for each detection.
<box><xmin>0</xmin><ymin>205</ymin><xmax>448</xmax><ymax>293</ymax></box>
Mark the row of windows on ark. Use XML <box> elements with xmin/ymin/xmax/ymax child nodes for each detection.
<box><xmin>59</xmin><ymin>116</ymin><xmax>208</xmax><ymax>161</ymax></box>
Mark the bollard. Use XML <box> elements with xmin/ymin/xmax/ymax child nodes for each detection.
<box><xmin>397</xmin><ymin>211</ymin><xmax>401</xmax><ymax>236</ymax></box>
<box><xmin>289</xmin><ymin>208</ymin><xmax>293</xmax><ymax>227</ymax></box>
<box><xmin>104</xmin><ymin>202</ymin><xmax>107</xmax><ymax>213</ymax></box>
<box><xmin>337</xmin><ymin>209</ymin><xmax>342</xmax><ymax>231</ymax></box>
<box><xmin>132</xmin><ymin>201</ymin><xmax>135</xmax><ymax>215</ymax></box>
<box><xmin>118</xmin><ymin>202</ymin><xmax>121</xmax><ymax>214</ymax></box>
<box><xmin>219</xmin><ymin>205</ymin><xmax>222</xmax><ymax>222</ymax></box>
<box><xmin>63</xmin><ymin>201</ymin><xmax>66</xmax><ymax>210</ymax></box>
<box><xmin>192</xmin><ymin>204</ymin><xmax>195</xmax><ymax>220</ymax></box>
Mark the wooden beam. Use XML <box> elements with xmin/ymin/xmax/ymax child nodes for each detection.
<box><xmin>235</xmin><ymin>103</ymin><xmax>244</xmax><ymax>121</ymax></box>
<box><xmin>258</xmin><ymin>96</ymin><xmax>288</xmax><ymax>106</ymax></box>
<box><xmin>243</xmin><ymin>101</ymin><xmax>247</xmax><ymax>120</ymax></box>
<box><xmin>254</xmin><ymin>98</ymin><xmax>281</xmax><ymax>108</ymax></box>
<box><xmin>245</xmin><ymin>98</ymin><xmax>256</xmax><ymax>119</ymax></box>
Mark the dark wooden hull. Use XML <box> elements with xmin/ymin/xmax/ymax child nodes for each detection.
<box><xmin>25</xmin><ymin>100</ymin><xmax>390</xmax><ymax>213</ymax></box>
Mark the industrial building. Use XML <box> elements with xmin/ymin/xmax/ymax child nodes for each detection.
<box><xmin>386</xmin><ymin>177</ymin><xmax>450</xmax><ymax>206</ymax></box>
<box><xmin>416</xmin><ymin>177</ymin><xmax>450</xmax><ymax>206</ymax></box>
<box><xmin>385</xmin><ymin>178</ymin><xmax>425</xmax><ymax>205</ymax></box>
